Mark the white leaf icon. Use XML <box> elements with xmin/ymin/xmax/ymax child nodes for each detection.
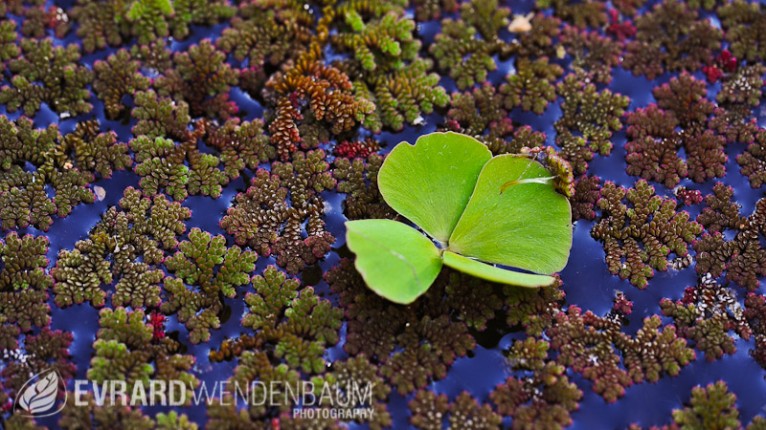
<box><xmin>17</xmin><ymin>370</ymin><xmax>59</xmax><ymax>415</ymax></box>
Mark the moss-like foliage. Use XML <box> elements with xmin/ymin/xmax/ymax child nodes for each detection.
<box><xmin>661</xmin><ymin>279</ymin><xmax>750</xmax><ymax>361</ymax></box>
<box><xmin>131</xmin><ymin>126</ymin><xmax>228</xmax><ymax>201</ymax></box>
<box><xmin>560</xmin><ymin>26</ymin><xmax>621</xmax><ymax>84</ymax></box>
<box><xmin>87</xmin><ymin>307</ymin><xmax>198</xmax><ymax>403</ymax></box>
<box><xmin>207</xmin><ymin>267</ymin><xmax>341</xmax><ymax>421</ymax></box>
<box><xmin>501</xmin><ymin>57</ymin><xmax>562</xmax><ymax>114</ymax></box>
<box><xmin>625</xmin><ymin>73</ymin><xmax>742</xmax><ymax>187</ymax></box>
<box><xmin>509</xmin><ymin>13</ymin><xmax>562</xmax><ymax>59</ymax></box>
<box><xmin>410</xmin><ymin>390</ymin><xmax>502</xmax><ymax>430</ymax></box>
<box><xmin>592</xmin><ymin>180</ymin><xmax>703</xmax><ymax>288</ymax></box>
<box><xmin>694</xmin><ymin>184</ymin><xmax>766</xmax><ymax>291</ymax></box>
<box><xmin>555</xmin><ymin>74</ymin><xmax>629</xmax><ymax>174</ymax></box>
<box><xmin>1</xmin><ymin>328</ymin><xmax>75</xmax><ymax>396</ymax></box>
<box><xmin>326</xmin><ymin>259</ymin><xmax>477</xmax><ymax>395</ymax></box>
<box><xmin>719</xmin><ymin>0</ymin><xmax>766</xmax><ymax>63</ymax></box>
<box><xmin>537</xmin><ymin>0</ymin><xmax>607</xmax><ymax>28</ymax></box>
<box><xmin>504</xmin><ymin>277</ymin><xmax>565</xmax><ymax>337</ymax></box>
<box><xmin>0</xmin><ymin>20</ymin><xmax>20</xmax><ymax>71</ymax></box>
<box><xmin>673</xmin><ymin>381</ymin><xmax>741</xmax><ymax>430</ymax></box>
<box><xmin>204</xmin><ymin>118</ymin><xmax>276</xmax><ymax>179</ymax></box>
<box><xmin>446</xmin><ymin>83</ymin><xmax>547</xmax><ymax>155</ymax></box>
<box><xmin>217</xmin><ymin>0</ymin><xmax>312</xmax><ymax>70</ymax></box>
<box><xmin>490</xmin><ymin>338</ymin><xmax>582</xmax><ymax>429</ymax></box>
<box><xmin>93</xmin><ymin>49</ymin><xmax>151</xmax><ymax>120</ymax></box>
<box><xmin>162</xmin><ymin>228</ymin><xmax>257</xmax><ymax>344</ymax></box>
<box><xmin>52</xmin><ymin>187</ymin><xmax>189</xmax><ymax>308</ymax></box>
<box><xmin>265</xmin><ymin>57</ymin><xmax>374</xmax><ymax>159</ymax></box>
<box><xmin>429</xmin><ymin>0</ymin><xmax>509</xmax><ymax>89</ymax></box>
<box><xmin>738</xmin><ymin>129</ymin><xmax>766</xmax><ymax>188</ymax></box>
<box><xmin>314</xmin><ymin>355</ymin><xmax>392</xmax><ymax>429</ymax></box>
<box><xmin>335</xmin><ymin>9</ymin><xmax>419</xmax><ymax>73</ymax></box>
<box><xmin>131</xmin><ymin>90</ymin><xmax>191</xmax><ymax>141</ymax></box>
<box><xmin>0</xmin><ymin>38</ymin><xmax>92</xmax><ymax>116</ymax></box>
<box><xmin>221</xmin><ymin>150</ymin><xmax>336</xmax><ymax>274</ymax></box>
<box><xmin>0</xmin><ymin>117</ymin><xmax>129</xmax><ymax>230</ymax></box>
<box><xmin>745</xmin><ymin>293</ymin><xmax>766</xmax><ymax>369</ymax></box>
<box><xmin>624</xmin><ymin>0</ymin><xmax>722</xmax><ymax>78</ymax></box>
<box><xmin>241</xmin><ymin>266</ymin><xmax>340</xmax><ymax>370</ymax></box>
<box><xmin>571</xmin><ymin>175</ymin><xmax>601</xmax><ymax>221</ymax></box>
<box><xmin>549</xmin><ymin>306</ymin><xmax>694</xmax><ymax>402</ymax></box>
<box><xmin>412</xmin><ymin>0</ymin><xmax>457</xmax><ymax>21</ymax></box>
<box><xmin>1</xmin><ymin>0</ymin><xmax>763</xmax><ymax>426</ymax></box>
<box><xmin>168</xmin><ymin>0</ymin><xmax>234</xmax><ymax>40</ymax></box>
<box><xmin>58</xmin><ymin>392</ymin><xmax>154</xmax><ymax>430</ymax></box>
<box><xmin>71</xmin><ymin>0</ymin><xmax>232</xmax><ymax>51</ymax></box>
<box><xmin>0</xmin><ymin>233</ymin><xmax>50</xmax><ymax>347</ymax></box>
<box><xmin>155</xmin><ymin>40</ymin><xmax>238</xmax><ymax>120</ymax></box>
<box><xmin>332</xmin><ymin>152</ymin><xmax>394</xmax><ymax>221</ymax></box>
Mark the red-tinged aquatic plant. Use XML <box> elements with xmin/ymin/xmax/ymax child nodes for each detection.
<box><xmin>592</xmin><ymin>180</ymin><xmax>703</xmax><ymax>288</ymax></box>
<box><xmin>220</xmin><ymin>150</ymin><xmax>336</xmax><ymax>274</ymax></box>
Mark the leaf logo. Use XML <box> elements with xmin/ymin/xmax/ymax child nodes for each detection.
<box><xmin>14</xmin><ymin>368</ymin><xmax>67</xmax><ymax>417</ymax></box>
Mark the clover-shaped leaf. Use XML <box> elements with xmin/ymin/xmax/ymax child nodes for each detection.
<box><xmin>346</xmin><ymin>132</ymin><xmax>573</xmax><ymax>304</ymax></box>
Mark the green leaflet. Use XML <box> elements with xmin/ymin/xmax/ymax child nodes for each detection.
<box><xmin>346</xmin><ymin>219</ymin><xmax>443</xmax><ymax>304</ymax></box>
<box><xmin>442</xmin><ymin>251</ymin><xmax>555</xmax><ymax>288</ymax></box>
<box><xmin>345</xmin><ymin>132</ymin><xmax>573</xmax><ymax>304</ymax></box>
<box><xmin>448</xmin><ymin>154</ymin><xmax>572</xmax><ymax>274</ymax></box>
<box><xmin>377</xmin><ymin>132</ymin><xmax>491</xmax><ymax>243</ymax></box>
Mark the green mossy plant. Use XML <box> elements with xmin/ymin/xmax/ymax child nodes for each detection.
<box><xmin>345</xmin><ymin>132</ymin><xmax>573</xmax><ymax>304</ymax></box>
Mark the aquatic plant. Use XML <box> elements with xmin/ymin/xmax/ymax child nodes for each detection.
<box><xmin>623</xmin><ymin>0</ymin><xmax>721</xmax><ymax>78</ymax></box>
<box><xmin>162</xmin><ymin>228</ymin><xmax>257</xmax><ymax>343</ymax></box>
<box><xmin>694</xmin><ymin>185</ymin><xmax>766</xmax><ymax>291</ymax></box>
<box><xmin>334</xmin><ymin>10</ymin><xmax>419</xmax><ymax>73</ymax></box>
<box><xmin>571</xmin><ymin>175</ymin><xmax>601</xmax><ymax>221</ymax></box>
<box><xmin>490</xmin><ymin>338</ymin><xmax>582</xmax><ymax>429</ymax></box>
<box><xmin>0</xmin><ymin>233</ymin><xmax>51</xmax><ymax>347</ymax></box>
<box><xmin>204</xmin><ymin>118</ymin><xmax>276</xmax><ymax>179</ymax></box>
<box><xmin>0</xmin><ymin>38</ymin><xmax>92</xmax><ymax>116</ymax></box>
<box><xmin>548</xmin><ymin>306</ymin><xmax>694</xmax><ymax>402</ymax></box>
<box><xmin>52</xmin><ymin>187</ymin><xmax>190</xmax><ymax>308</ymax></box>
<box><xmin>346</xmin><ymin>132</ymin><xmax>573</xmax><ymax>304</ymax></box>
<box><xmin>87</xmin><ymin>307</ymin><xmax>198</xmax><ymax>400</ymax></box>
<box><xmin>410</xmin><ymin>390</ymin><xmax>502</xmax><ymax>430</ymax></box>
<box><xmin>0</xmin><ymin>117</ymin><xmax>130</xmax><ymax>231</ymax></box>
<box><xmin>560</xmin><ymin>26</ymin><xmax>621</xmax><ymax>84</ymax></box>
<box><xmin>131</xmin><ymin>125</ymin><xmax>228</xmax><ymax>201</ymax></box>
<box><xmin>131</xmin><ymin>90</ymin><xmax>191</xmax><ymax>141</ymax></box>
<box><xmin>673</xmin><ymin>381</ymin><xmax>741</xmax><ymax>430</ymax></box>
<box><xmin>326</xmin><ymin>259</ymin><xmax>477</xmax><ymax>393</ymax></box>
<box><xmin>58</xmin><ymin>392</ymin><xmax>155</xmax><ymax>429</ymax></box>
<box><xmin>221</xmin><ymin>150</ymin><xmax>336</xmax><ymax>274</ymax></box>
<box><xmin>71</xmin><ymin>0</ymin><xmax>232</xmax><ymax>51</ymax></box>
<box><xmin>92</xmin><ymin>49</ymin><xmax>151</xmax><ymax>120</ymax></box>
<box><xmin>264</xmin><ymin>57</ymin><xmax>374</xmax><ymax>159</ymax></box>
<box><xmin>537</xmin><ymin>0</ymin><xmax>606</xmax><ymax>28</ymax></box>
<box><xmin>0</xmin><ymin>1</ymin><xmax>764</xmax><ymax>428</ymax></box>
<box><xmin>555</xmin><ymin>74</ymin><xmax>629</xmax><ymax>174</ymax></box>
<box><xmin>155</xmin><ymin>40</ymin><xmax>238</xmax><ymax>120</ymax></box>
<box><xmin>446</xmin><ymin>83</ymin><xmax>547</xmax><ymax>154</ymax></box>
<box><xmin>429</xmin><ymin>0</ymin><xmax>509</xmax><ymax>89</ymax></box>
<box><xmin>217</xmin><ymin>0</ymin><xmax>311</xmax><ymax>70</ymax></box>
<box><xmin>661</xmin><ymin>279</ymin><xmax>751</xmax><ymax>361</ymax></box>
<box><xmin>719</xmin><ymin>0</ymin><xmax>766</xmax><ymax>63</ymax></box>
<box><xmin>332</xmin><ymin>153</ymin><xmax>395</xmax><ymax>221</ymax></box>
<box><xmin>738</xmin><ymin>129</ymin><xmax>766</xmax><ymax>188</ymax></box>
<box><xmin>592</xmin><ymin>180</ymin><xmax>703</xmax><ymax>288</ymax></box>
<box><xmin>501</xmin><ymin>57</ymin><xmax>562</xmax><ymax>114</ymax></box>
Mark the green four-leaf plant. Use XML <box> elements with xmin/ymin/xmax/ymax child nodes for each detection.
<box><xmin>345</xmin><ymin>132</ymin><xmax>573</xmax><ymax>304</ymax></box>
